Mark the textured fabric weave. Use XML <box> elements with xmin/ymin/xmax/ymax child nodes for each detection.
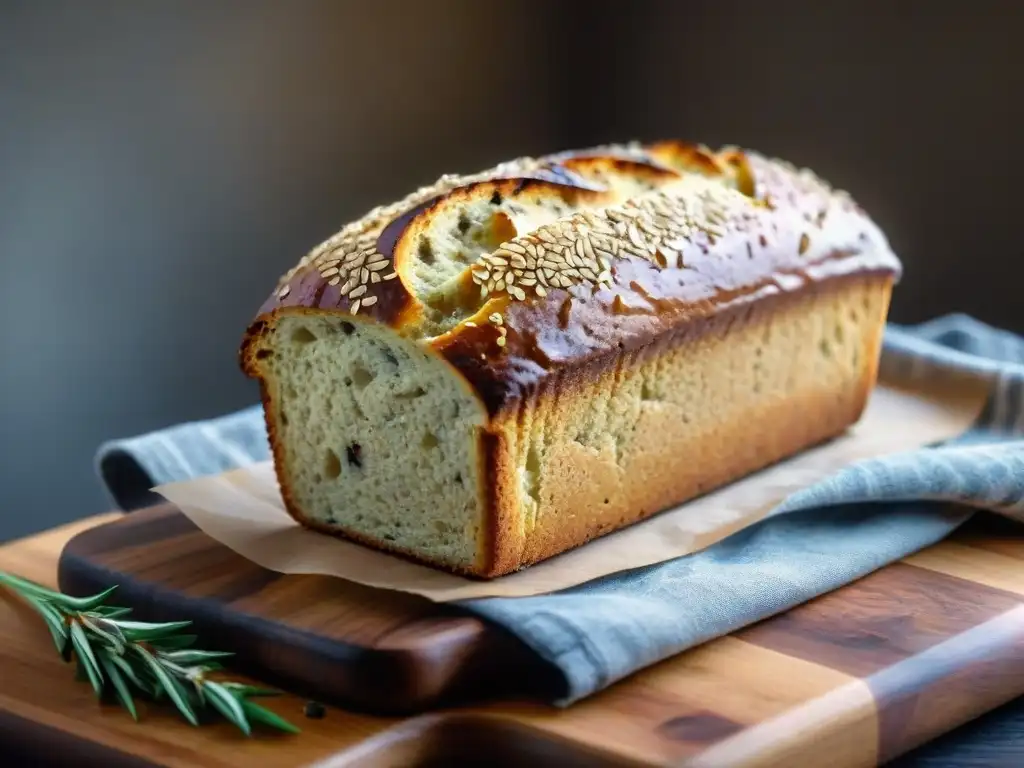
<box><xmin>96</xmin><ymin>314</ymin><xmax>1024</xmax><ymax>706</ymax></box>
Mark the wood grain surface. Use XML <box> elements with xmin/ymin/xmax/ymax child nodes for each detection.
<box><xmin>1</xmin><ymin>508</ymin><xmax>1022</xmax><ymax>767</ymax></box>
<box><xmin>0</xmin><ymin>517</ymin><xmax>392</xmax><ymax>768</ymax></box>
<box><xmin>56</xmin><ymin>505</ymin><xmax>549</xmax><ymax>714</ymax></box>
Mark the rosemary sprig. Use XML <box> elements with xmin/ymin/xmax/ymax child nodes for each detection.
<box><xmin>0</xmin><ymin>571</ymin><xmax>299</xmax><ymax>735</ymax></box>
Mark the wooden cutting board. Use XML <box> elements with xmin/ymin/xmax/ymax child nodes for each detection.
<box><xmin>57</xmin><ymin>505</ymin><xmax>551</xmax><ymax>714</ymax></box>
<box><xmin>56</xmin><ymin>503</ymin><xmax>1024</xmax><ymax>766</ymax></box>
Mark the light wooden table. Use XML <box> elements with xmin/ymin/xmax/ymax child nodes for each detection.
<box><xmin>0</xmin><ymin>515</ymin><xmax>410</xmax><ymax>768</ymax></box>
<box><xmin>3</xmin><ymin>513</ymin><xmax>1024</xmax><ymax>768</ymax></box>
<box><xmin>0</xmin><ymin>515</ymin><xmax>655</xmax><ymax>767</ymax></box>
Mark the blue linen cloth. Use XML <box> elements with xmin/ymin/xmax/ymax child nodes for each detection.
<box><xmin>96</xmin><ymin>314</ymin><xmax>1024</xmax><ymax>706</ymax></box>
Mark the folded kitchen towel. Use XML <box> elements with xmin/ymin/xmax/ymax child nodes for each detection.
<box><xmin>96</xmin><ymin>314</ymin><xmax>1024</xmax><ymax>705</ymax></box>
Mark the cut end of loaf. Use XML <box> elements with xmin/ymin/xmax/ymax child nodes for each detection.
<box><xmin>243</xmin><ymin>312</ymin><xmax>488</xmax><ymax>573</ymax></box>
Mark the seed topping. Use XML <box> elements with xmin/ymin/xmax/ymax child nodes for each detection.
<box><xmin>269</xmin><ymin>143</ymin><xmax>855</xmax><ymax>319</ymax></box>
<box><xmin>471</xmin><ymin>179</ymin><xmax>751</xmax><ymax>302</ymax></box>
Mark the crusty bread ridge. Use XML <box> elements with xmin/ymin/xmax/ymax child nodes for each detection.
<box><xmin>240</xmin><ymin>140</ymin><xmax>901</xmax><ymax>578</ymax></box>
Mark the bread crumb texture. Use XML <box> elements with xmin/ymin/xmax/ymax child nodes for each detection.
<box><xmin>241</xmin><ymin>141</ymin><xmax>900</xmax><ymax>577</ymax></box>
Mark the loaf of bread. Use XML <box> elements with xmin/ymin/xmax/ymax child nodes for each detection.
<box><xmin>240</xmin><ymin>140</ymin><xmax>901</xmax><ymax>578</ymax></box>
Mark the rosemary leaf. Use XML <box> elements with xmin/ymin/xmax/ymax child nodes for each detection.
<box><xmin>240</xmin><ymin>698</ymin><xmax>302</xmax><ymax>735</ymax></box>
<box><xmin>80</xmin><ymin>615</ymin><xmax>126</xmax><ymax>655</ymax></box>
<box><xmin>133</xmin><ymin>646</ymin><xmax>198</xmax><ymax>726</ymax></box>
<box><xmin>0</xmin><ymin>572</ymin><xmax>64</xmax><ymax>602</ymax></box>
<box><xmin>150</xmin><ymin>682</ymin><xmax>166</xmax><ymax>701</ymax></box>
<box><xmin>203</xmin><ymin>682</ymin><xmax>251</xmax><ymax>736</ymax></box>
<box><xmin>93</xmin><ymin>605</ymin><xmax>134</xmax><ymax>619</ymax></box>
<box><xmin>60</xmin><ymin>585</ymin><xmax>120</xmax><ymax>612</ymax></box>
<box><xmin>24</xmin><ymin>595</ymin><xmax>69</xmax><ymax>654</ymax></box>
<box><xmin>156</xmin><ymin>649</ymin><xmax>234</xmax><ymax>665</ymax></box>
<box><xmin>116</xmin><ymin>620</ymin><xmax>193</xmax><ymax>642</ymax></box>
<box><xmin>69</xmin><ymin>621</ymin><xmax>105</xmax><ymax>697</ymax></box>
<box><xmin>98</xmin><ymin>653</ymin><xmax>138</xmax><ymax>721</ymax></box>
<box><xmin>12</xmin><ymin>581</ymin><xmax>122</xmax><ymax>613</ymax></box>
<box><xmin>102</xmin><ymin>649</ymin><xmax>152</xmax><ymax>697</ymax></box>
<box><xmin>90</xmin><ymin>615</ymin><xmax>128</xmax><ymax>641</ymax></box>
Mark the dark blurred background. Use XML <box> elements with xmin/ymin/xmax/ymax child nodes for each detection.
<box><xmin>1</xmin><ymin>0</ymin><xmax>1019</xmax><ymax>539</ymax></box>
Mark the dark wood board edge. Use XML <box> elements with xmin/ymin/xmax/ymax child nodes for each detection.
<box><xmin>56</xmin><ymin>510</ymin><xmax>559</xmax><ymax>715</ymax></box>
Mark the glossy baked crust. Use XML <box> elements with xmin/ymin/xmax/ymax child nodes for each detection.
<box><xmin>240</xmin><ymin>141</ymin><xmax>902</xmax><ymax>577</ymax></box>
<box><xmin>244</xmin><ymin>143</ymin><xmax>898</xmax><ymax>414</ymax></box>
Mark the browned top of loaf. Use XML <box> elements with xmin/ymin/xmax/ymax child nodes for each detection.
<box><xmin>242</xmin><ymin>141</ymin><xmax>902</xmax><ymax>416</ymax></box>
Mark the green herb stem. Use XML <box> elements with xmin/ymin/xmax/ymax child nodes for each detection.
<box><xmin>0</xmin><ymin>570</ymin><xmax>299</xmax><ymax>736</ymax></box>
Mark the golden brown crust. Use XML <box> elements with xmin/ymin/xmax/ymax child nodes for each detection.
<box><xmin>483</xmin><ymin>272</ymin><xmax>893</xmax><ymax>576</ymax></box>
<box><xmin>244</xmin><ymin>142</ymin><xmax>899</xmax><ymax>417</ymax></box>
<box><xmin>479</xmin><ymin>429</ymin><xmax>519</xmax><ymax>577</ymax></box>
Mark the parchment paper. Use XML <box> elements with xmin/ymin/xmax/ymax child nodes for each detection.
<box><xmin>154</xmin><ymin>376</ymin><xmax>988</xmax><ymax>602</ymax></box>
